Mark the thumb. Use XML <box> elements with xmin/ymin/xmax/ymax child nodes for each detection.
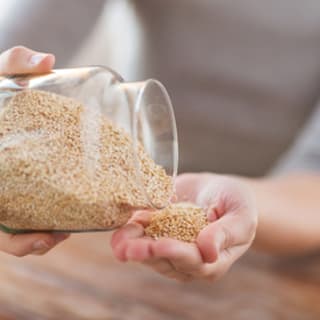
<box><xmin>0</xmin><ymin>46</ymin><xmax>55</xmax><ymax>75</ymax></box>
<box><xmin>197</xmin><ymin>210</ymin><xmax>257</xmax><ymax>263</ymax></box>
<box><xmin>174</xmin><ymin>173</ymin><xmax>205</xmax><ymax>203</ymax></box>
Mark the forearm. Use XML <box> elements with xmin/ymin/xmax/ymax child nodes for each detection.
<box><xmin>243</xmin><ymin>173</ymin><xmax>320</xmax><ymax>255</ymax></box>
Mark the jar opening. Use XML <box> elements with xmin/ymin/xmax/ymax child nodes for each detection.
<box><xmin>124</xmin><ymin>79</ymin><xmax>178</xmax><ymax>208</ymax></box>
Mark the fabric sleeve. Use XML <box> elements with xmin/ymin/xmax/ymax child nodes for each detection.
<box><xmin>271</xmin><ymin>102</ymin><xmax>320</xmax><ymax>175</ymax></box>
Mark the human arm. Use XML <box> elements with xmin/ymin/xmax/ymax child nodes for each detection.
<box><xmin>248</xmin><ymin>173</ymin><xmax>320</xmax><ymax>255</ymax></box>
<box><xmin>111</xmin><ymin>169</ymin><xmax>320</xmax><ymax>281</ymax></box>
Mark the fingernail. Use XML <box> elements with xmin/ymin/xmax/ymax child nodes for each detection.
<box><xmin>33</xmin><ymin>240</ymin><xmax>50</xmax><ymax>251</ymax></box>
<box><xmin>52</xmin><ymin>233</ymin><xmax>69</xmax><ymax>243</ymax></box>
<box><xmin>124</xmin><ymin>223</ymin><xmax>144</xmax><ymax>239</ymax></box>
<box><xmin>29</xmin><ymin>53</ymin><xmax>47</xmax><ymax>66</ymax></box>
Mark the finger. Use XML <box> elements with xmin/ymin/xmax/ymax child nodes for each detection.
<box><xmin>124</xmin><ymin>235</ymin><xmax>203</xmax><ymax>274</ymax></box>
<box><xmin>31</xmin><ymin>233</ymin><xmax>70</xmax><ymax>256</ymax></box>
<box><xmin>0</xmin><ymin>232</ymin><xmax>69</xmax><ymax>257</ymax></box>
<box><xmin>197</xmin><ymin>211</ymin><xmax>257</xmax><ymax>263</ymax></box>
<box><xmin>175</xmin><ymin>174</ymin><xmax>222</xmax><ymax>218</ymax></box>
<box><xmin>151</xmin><ymin>238</ymin><xmax>203</xmax><ymax>272</ymax></box>
<box><xmin>111</xmin><ymin>223</ymin><xmax>144</xmax><ymax>261</ymax></box>
<box><xmin>206</xmin><ymin>244</ymin><xmax>250</xmax><ymax>281</ymax></box>
<box><xmin>128</xmin><ymin>210</ymin><xmax>153</xmax><ymax>227</ymax></box>
<box><xmin>221</xmin><ymin>244</ymin><xmax>250</xmax><ymax>267</ymax></box>
<box><xmin>174</xmin><ymin>173</ymin><xmax>202</xmax><ymax>203</ymax></box>
<box><xmin>144</xmin><ymin>258</ymin><xmax>174</xmax><ymax>274</ymax></box>
<box><xmin>125</xmin><ymin>238</ymin><xmax>154</xmax><ymax>261</ymax></box>
<box><xmin>126</xmin><ymin>237</ymin><xmax>201</xmax><ymax>280</ymax></box>
<box><xmin>111</xmin><ymin>223</ymin><xmax>145</xmax><ymax>248</ymax></box>
<box><xmin>0</xmin><ymin>46</ymin><xmax>55</xmax><ymax>75</ymax></box>
<box><xmin>144</xmin><ymin>258</ymin><xmax>192</xmax><ymax>282</ymax></box>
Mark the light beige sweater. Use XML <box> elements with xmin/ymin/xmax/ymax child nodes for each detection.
<box><xmin>3</xmin><ymin>0</ymin><xmax>320</xmax><ymax>176</ymax></box>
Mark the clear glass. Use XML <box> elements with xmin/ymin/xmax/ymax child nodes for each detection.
<box><xmin>0</xmin><ymin>66</ymin><xmax>178</xmax><ymax>233</ymax></box>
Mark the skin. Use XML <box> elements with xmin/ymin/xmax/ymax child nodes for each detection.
<box><xmin>112</xmin><ymin>173</ymin><xmax>258</xmax><ymax>281</ymax></box>
<box><xmin>112</xmin><ymin>173</ymin><xmax>320</xmax><ymax>282</ymax></box>
<box><xmin>0</xmin><ymin>46</ymin><xmax>69</xmax><ymax>257</ymax></box>
<box><xmin>2</xmin><ymin>46</ymin><xmax>320</xmax><ymax>279</ymax></box>
<box><xmin>248</xmin><ymin>174</ymin><xmax>320</xmax><ymax>255</ymax></box>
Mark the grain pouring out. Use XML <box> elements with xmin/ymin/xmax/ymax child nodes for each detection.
<box><xmin>0</xmin><ymin>90</ymin><xmax>173</xmax><ymax>231</ymax></box>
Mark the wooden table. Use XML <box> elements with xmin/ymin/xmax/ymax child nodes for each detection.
<box><xmin>0</xmin><ymin>233</ymin><xmax>319</xmax><ymax>320</ymax></box>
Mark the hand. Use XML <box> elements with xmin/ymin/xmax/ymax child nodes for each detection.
<box><xmin>0</xmin><ymin>46</ymin><xmax>69</xmax><ymax>257</ymax></box>
<box><xmin>0</xmin><ymin>46</ymin><xmax>55</xmax><ymax>75</ymax></box>
<box><xmin>111</xmin><ymin>173</ymin><xmax>257</xmax><ymax>281</ymax></box>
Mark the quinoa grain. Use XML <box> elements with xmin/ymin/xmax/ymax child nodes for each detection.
<box><xmin>145</xmin><ymin>203</ymin><xmax>209</xmax><ymax>242</ymax></box>
<box><xmin>0</xmin><ymin>90</ymin><xmax>173</xmax><ymax>231</ymax></box>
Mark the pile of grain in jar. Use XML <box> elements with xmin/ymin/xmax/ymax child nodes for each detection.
<box><xmin>145</xmin><ymin>203</ymin><xmax>209</xmax><ymax>242</ymax></box>
<box><xmin>0</xmin><ymin>89</ymin><xmax>173</xmax><ymax>231</ymax></box>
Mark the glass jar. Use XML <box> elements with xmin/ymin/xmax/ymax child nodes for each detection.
<box><xmin>0</xmin><ymin>66</ymin><xmax>178</xmax><ymax>233</ymax></box>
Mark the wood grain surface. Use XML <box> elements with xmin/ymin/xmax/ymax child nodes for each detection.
<box><xmin>0</xmin><ymin>233</ymin><xmax>319</xmax><ymax>320</ymax></box>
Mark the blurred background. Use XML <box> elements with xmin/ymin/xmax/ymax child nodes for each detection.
<box><xmin>4</xmin><ymin>0</ymin><xmax>320</xmax><ymax>176</ymax></box>
<box><xmin>0</xmin><ymin>0</ymin><xmax>320</xmax><ymax>319</ymax></box>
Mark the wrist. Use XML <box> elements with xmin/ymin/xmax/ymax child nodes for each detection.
<box><xmin>236</xmin><ymin>174</ymin><xmax>320</xmax><ymax>254</ymax></box>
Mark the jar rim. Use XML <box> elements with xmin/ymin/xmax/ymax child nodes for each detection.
<box><xmin>130</xmin><ymin>78</ymin><xmax>179</xmax><ymax>209</ymax></box>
